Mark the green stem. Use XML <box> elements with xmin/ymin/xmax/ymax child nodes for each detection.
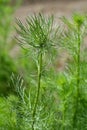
<box><xmin>32</xmin><ymin>51</ymin><xmax>42</xmax><ymax>130</ymax></box>
<box><xmin>62</xmin><ymin>84</ymin><xmax>65</xmax><ymax>130</ymax></box>
<box><xmin>77</xmin><ymin>27</ymin><xmax>80</xmax><ymax>98</ymax></box>
<box><xmin>73</xmin><ymin>26</ymin><xmax>81</xmax><ymax>128</ymax></box>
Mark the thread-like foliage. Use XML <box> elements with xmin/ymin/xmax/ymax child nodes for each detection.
<box><xmin>16</xmin><ymin>13</ymin><xmax>57</xmax><ymax>51</ymax></box>
<box><xmin>0</xmin><ymin>13</ymin><xmax>87</xmax><ymax>130</ymax></box>
<box><xmin>16</xmin><ymin>13</ymin><xmax>58</xmax><ymax>130</ymax></box>
<box><xmin>57</xmin><ymin>13</ymin><xmax>87</xmax><ymax>130</ymax></box>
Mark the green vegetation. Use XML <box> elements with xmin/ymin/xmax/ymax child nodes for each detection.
<box><xmin>56</xmin><ymin>13</ymin><xmax>87</xmax><ymax>130</ymax></box>
<box><xmin>0</xmin><ymin>0</ymin><xmax>18</xmax><ymax>95</ymax></box>
<box><xmin>0</xmin><ymin>9</ymin><xmax>87</xmax><ymax>130</ymax></box>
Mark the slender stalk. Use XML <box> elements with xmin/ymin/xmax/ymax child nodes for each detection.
<box><xmin>77</xmin><ymin>26</ymin><xmax>80</xmax><ymax>97</ymax></box>
<box><xmin>73</xmin><ymin>26</ymin><xmax>81</xmax><ymax>128</ymax></box>
<box><xmin>62</xmin><ymin>84</ymin><xmax>65</xmax><ymax>130</ymax></box>
<box><xmin>32</xmin><ymin>50</ymin><xmax>42</xmax><ymax>130</ymax></box>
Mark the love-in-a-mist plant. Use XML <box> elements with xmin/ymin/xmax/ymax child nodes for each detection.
<box><xmin>57</xmin><ymin>13</ymin><xmax>87</xmax><ymax>130</ymax></box>
<box><xmin>16</xmin><ymin>13</ymin><xmax>58</xmax><ymax>130</ymax></box>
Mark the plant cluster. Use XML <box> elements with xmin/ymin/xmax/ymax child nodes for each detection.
<box><xmin>0</xmin><ymin>13</ymin><xmax>87</xmax><ymax>130</ymax></box>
